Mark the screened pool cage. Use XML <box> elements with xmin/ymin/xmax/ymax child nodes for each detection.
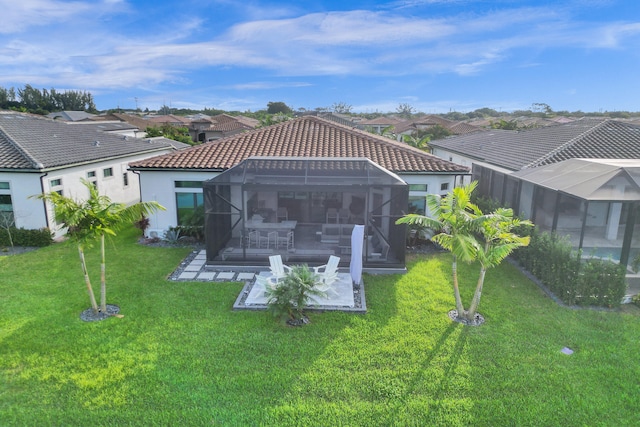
<box><xmin>474</xmin><ymin>159</ymin><xmax>640</xmax><ymax>273</ymax></box>
<box><xmin>203</xmin><ymin>157</ymin><xmax>409</xmax><ymax>269</ymax></box>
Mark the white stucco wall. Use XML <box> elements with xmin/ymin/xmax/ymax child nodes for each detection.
<box><xmin>137</xmin><ymin>170</ymin><xmax>218</xmax><ymax>237</ymax></box>
<box><xmin>136</xmin><ymin>170</ymin><xmax>461</xmax><ymax>235</ymax></box>
<box><xmin>1</xmin><ymin>149</ymin><xmax>177</xmax><ymax>238</ymax></box>
<box><xmin>0</xmin><ymin>172</ymin><xmax>48</xmax><ymax>231</ymax></box>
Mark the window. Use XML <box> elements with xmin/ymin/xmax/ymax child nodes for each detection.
<box><xmin>103</xmin><ymin>167</ymin><xmax>113</xmax><ymax>178</ymax></box>
<box><xmin>408</xmin><ymin>196</ymin><xmax>426</xmax><ymax>215</ymax></box>
<box><xmin>123</xmin><ymin>172</ymin><xmax>129</xmax><ymax>187</ymax></box>
<box><xmin>0</xmin><ymin>182</ymin><xmax>13</xmax><ymax>223</ymax></box>
<box><xmin>87</xmin><ymin>171</ymin><xmax>96</xmax><ymax>178</ymax></box>
<box><xmin>175</xmin><ymin>181</ymin><xmax>203</xmax><ymax>188</ymax></box>
<box><xmin>409</xmin><ymin>184</ymin><xmax>428</xmax><ymax>192</ymax></box>
<box><xmin>440</xmin><ymin>182</ymin><xmax>449</xmax><ymax>191</ymax></box>
<box><xmin>55</xmin><ymin>190</ymin><xmax>63</xmax><ymax>196</ymax></box>
<box><xmin>176</xmin><ymin>193</ymin><xmax>204</xmax><ymax>225</ymax></box>
<box><xmin>50</xmin><ymin>178</ymin><xmax>62</xmax><ymax>187</ymax></box>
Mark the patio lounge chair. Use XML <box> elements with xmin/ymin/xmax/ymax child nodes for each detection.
<box><xmin>313</xmin><ymin>255</ymin><xmax>341</xmax><ymax>297</ymax></box>
<box><xmin>313</xmin><ymin>255</ymin><xmax>340</xmax><ymax>286</ymax></box>
<box><xmin>269</xmin><ymin>254</ymin><xmax>292</xmax><ymax>283</ymax></box>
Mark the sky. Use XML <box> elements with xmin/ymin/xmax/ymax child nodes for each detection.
<box><xmin>1</xmin><ymin>0</ymin><xmax>639</xmax><ymax>114</ymax></box>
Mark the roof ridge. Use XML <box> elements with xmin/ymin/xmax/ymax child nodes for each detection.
<box><xmin>309</xmin><ymin>115</ymin><xmax>444</xmax><ymax>160</ymax></box>
<box><xmin>523</xmin><ymin>118</ymin><xmax>610</xmax><ymax>169</ymax></box>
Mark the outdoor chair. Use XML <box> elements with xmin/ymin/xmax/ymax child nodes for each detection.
<box><xmin>277</xmin><ymin>206</ymin><xmax>288</xmax><ymax>221</ymax></box>
<box><xmin>338</xmin><ymin>208</ymin><xmax>350</xmax><ymax>223</ymax></box>
<box><xmin>259</xmin><ymin>231</ymin><xmax>277</xmax><ymax>248</ymax></box>
<box><xmin>277</xmin><ymin>230</ymin><xmax>294</xmax><ymax>250</ymax></box>
<box><xmin>313</xmin><ymin>255</ymin><xmax>340</xmax><ymax>286</ymax></box>
<box><xmin>269</xmin><ymin>254</ymin><xmax>292</xmax><ymax>283</ymax></box>
<box><xmin>326</xmin><ymin>208</ymin><xmax>339</xmax><ymax>223</ymax></box>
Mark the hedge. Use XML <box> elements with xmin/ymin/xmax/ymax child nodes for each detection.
<box><xmin>513</xmin><ymin>229</ymin><xmax>627</xmax><ymax>308</ymax></box>
<box><xmin>0</xmin><ymin>227</ymin><xmax>53</xmax><ymax>247</ymax></box>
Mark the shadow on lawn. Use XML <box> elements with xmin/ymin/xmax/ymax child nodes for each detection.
<box><xmin>375</xmin><ymin>322</ymin><xmax>466</xmax><ymax>425</ymax></box>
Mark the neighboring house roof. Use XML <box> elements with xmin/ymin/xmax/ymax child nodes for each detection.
<box><xmin>316</xmin><ymin>112</ymin><xmax>357</xmax><ymax>127</ymax></box>
<box><xmin>513</xmin><ymin>158</ymin><xmax>640</xmax><ymax>201</ymax></box>
<box><xmin>146</xmin><ymin>114</ymin><xmax>191</xmax><ymax>126</ymax></box>
<box><xmin>358</xmin><ymin>116</ymin><xmax>406</xmax><ymax>126</ymax></box>
<box><xmin>395</xmin><ymin>115</ymin><xmax>482</xmax><ymax>136</ymax></box>
<box><xmin>429</xmin><ymin>118</ymin><xmax>640</xmax><ymax>171</ymax></box>
<box><xmin>447</xmin><ymin>121</ymin><xmax>485</xmax><ymax>135</ymax></box>
<box><xmin>69</xmin><ymin>121</ymin><xmax>139</xmax><ymax>133</ymax></box>
<box><xmin>47</xmin><ymin>111</ymin><xmax>96</xmax><ymax>121</ymax></box>
<box><xmin>99</xmin><ymin>113</ymin><xmax>152</xmax><ymax>131</ymax></box>
<box><xmin>129</xmin><ymin>115</ymin><xmax>469</xmax><ymax>174</ymax></box>
<box><xmin>0</xmin><ymin>111</ymin><xmax>188</xmax><ymax>171</ymax></box>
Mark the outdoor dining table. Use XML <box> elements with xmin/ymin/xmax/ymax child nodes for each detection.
<box><xmin>245</xmin><ymin>220</ymin><xmax>297</xmax><ymax>231</ymax></box>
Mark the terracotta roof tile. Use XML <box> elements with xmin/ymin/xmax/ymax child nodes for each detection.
<box><xmin>129</xmin><ymin>116</ymin><xmax>468</xmax><ymax>174</ymax></box>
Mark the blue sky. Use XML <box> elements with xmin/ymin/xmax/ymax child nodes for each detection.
<box><xmin>1</xmin><ymin>0</ymin><xmax>639</xmax><ymax>113</ymax></box>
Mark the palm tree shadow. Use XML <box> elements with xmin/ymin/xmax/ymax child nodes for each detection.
<box><xmin>377</xmin><ymin>321</ymin><xmax>468</xmax><ymax>424</ymax></box>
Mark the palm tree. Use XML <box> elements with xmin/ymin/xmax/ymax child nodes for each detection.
<box><xmin>402</xmin><ymin>133</ymin><xmax>430</xmax><ymax>150</ymax></box>
<box><xmin>397</xmin><ymin>182</ymin><xmax>483</xmax><ymax>317</ymax></box>
<box><xmin>396</xmin><ymin>182</ymin><xmax>532</xmax><ymax>324</ymax></box>
<box><xmin>465</xmin><ymin>208</ymin><xmax>531</xmax><ymax>321</ymax></box>
<box><xmin>35</xmin><ymin>179</ymin><xmax>165</xmax><ymax>315</ymax></box>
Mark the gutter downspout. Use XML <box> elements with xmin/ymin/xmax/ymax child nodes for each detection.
<box><xmin>38</xmin><ymin>168</ymin><xmax>50</xmax><ymax>230</ymax></box>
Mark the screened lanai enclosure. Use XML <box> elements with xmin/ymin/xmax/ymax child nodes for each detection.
<box><xmin>203</xmin><ymin>157</ymin><xmax>409</xmax><ymax>269</ymax></box>
<box><xmin>507</xmin><ymin>159</ymin><xmax>640</xmax><ymax>272</ymax></box>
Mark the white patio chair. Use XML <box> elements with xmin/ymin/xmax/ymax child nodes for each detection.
<box><xmin>326</xmin><ymin>208</ymin><xmax>338</xmax><ymax>223</ymax></box>
<box><xmin>259</xmin><ymin>230</ymin><xmax>277</xmax><ymax>248</ymax></box>
<box><xmin>277</xmin><ymin>230</ymin><xmax>294</xmax><ymax>250</ymax></box>
<box><xmin>269</xmin><ymin>254</ymin><xmax>292</xmax><ymax>283</ymax></box>
<box><xmin>313</xmin><ymin>255</ymin><xmax>340</xmax><ymax>286</ymax></box>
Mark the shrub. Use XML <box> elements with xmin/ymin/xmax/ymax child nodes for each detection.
<box><xmin>513</xmin><ymin>229</ymin><xmax>626</xmax><ymax>308</ymax></box>
<box><xmin>265</xmin><ymin>265</ymin><xmax>326</xmax><ymax>325</ymax></box>
<box><xmin>0</xmin><ymin>227</ymin><xmax>53</xmax><ymax>247</ymax></box>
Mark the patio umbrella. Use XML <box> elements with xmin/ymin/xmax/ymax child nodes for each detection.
<box><xmin>350</xmin><ymin>225</ymin><xmax>365</xmax><ymax>288</ymax></box>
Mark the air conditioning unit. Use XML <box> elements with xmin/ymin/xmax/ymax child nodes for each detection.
<box><xmin>146</xmin><ymin>228</ymin><xmax>165</xmax><ymax>239</ymax></box>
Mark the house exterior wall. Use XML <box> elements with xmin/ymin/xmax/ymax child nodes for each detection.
<box><xmin>137</xmin><ymin>170</ymin><xmax>218</xmax><ymax>237</ymax></box>
<box><xmin>0</xmin><ymin>172</ymin><xmax>47</xmax><ymax>231</ymax></box>
<box><xmin>137</xmin><ymin>169</ymin><xmax>460</xmax><ymax>236</ymax></box>
<box><xmin>1</xmin><ymin>150</ymin><xmax>175</xmax><ymax>238</ymax></box>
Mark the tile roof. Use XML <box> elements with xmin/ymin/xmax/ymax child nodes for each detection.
<box><xmin>429</xmin><ymin>118</ymin><xmax>640</xmax><ymax>171</ymax></box>
<box><xmin>0</xmin><ymin>111</ymin><xmax>188</xmax><ymax>171</ymax></box>
<box><xmin>129</xmin><ymin>115</ymin><xmax>469</xmax><ymax>174</ymax></box>
<box><xmin>394</xmin><ymin>115</ymin><xmax>482</xmax><ymax>135</ymax></box>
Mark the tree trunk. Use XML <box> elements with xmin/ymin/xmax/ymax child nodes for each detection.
<box><xmin>451</xmin><ymin>256</ymin><xmax>465</xmax><ymax>316</ymax></box>
<box><xmin>466</xmin><ymin>267</ymin><xmax>487</xmax><ymax>321</ymax></box>
<box><xmin>99</xmin><ymin>234</ymin><xmax>106</xmax><ymax>313</ymax></box>
<box><xmin>78</xmin><ymin>245</ymin><xmax>99</xmax><ymax>314</ymax></box>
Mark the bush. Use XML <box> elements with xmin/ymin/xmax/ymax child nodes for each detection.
<box><xmin>0</xmin><ymin>227</ymin><xmax>53</xmax><ymax>247</ymax></box>
<box><xmin>265</xmin><ymin>265</ymin><xmax>326</xmax><ymax>325</ymax></box>
<box><xmin>513</xmin><ymin>229</ymin><xmax>626</xmax><ymax>308</ymax></box>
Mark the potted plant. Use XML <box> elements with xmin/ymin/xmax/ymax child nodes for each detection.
<box><xmin>265</xmin><ymin>264</ymin><xmax>326</xmax><ymax>326</ymax></box>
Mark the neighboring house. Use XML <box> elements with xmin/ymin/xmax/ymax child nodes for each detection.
<box><xmin>429</xmin><ymin>118</ymin><xmax>640</xmax><ymax>276</ymax></box>
<box><xmin>145</xmin><ymin>114</ymin><xmax>191</xmax><ymax>127</ymax></box>
<box><xmin>129</xmin><ymin>116</ymin><xmax>469</xmax><ymax>268</ymax></box>
<box><xmin>394</xmin><ymin>115</ymin><xmax>483</xmax><ymax>139</ymax></box>
<box><xmin>0</xmin><ymin>111</ymin><xmax>189</xmax><ymax>238</ymax></box>
<box><xmin>189</xmin><ymin>114</ymin><xmax>258</xmax><ymax>142</ymax></box>
<box><xmin>47</xmin><ymin>111</ymin><xmax>96</xmax><ymax>122</ymax></box>
<box><xmin>356</xmin><ymin>116</ymin><xmax>406</xmax><ymax>134</ymax></box>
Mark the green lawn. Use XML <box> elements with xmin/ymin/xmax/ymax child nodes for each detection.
<box><xmin>1</xmin><ymin>227</ymin><xmax>639</xmax><ymax>426</ymax></box>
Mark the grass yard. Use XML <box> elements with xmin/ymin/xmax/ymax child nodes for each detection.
<box><xmin>1</xmin><ymin>226</ymin><xmax>639</xmax><ymax>426</ymax></box>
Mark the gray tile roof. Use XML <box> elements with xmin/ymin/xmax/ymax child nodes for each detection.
<box><xmin>429</xmin><ymin>118</ymin><xmax>640</xmax><ymax>171</ymax></box>
<box><xmin>0</xmin><ymin>111</ymin><xmax>188</xmax><ymax>171</ymax></box>
<box><xmin>129</xmin><ymin>115</ymin><xmax>469</xmax><ymax>174</ymax></box>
